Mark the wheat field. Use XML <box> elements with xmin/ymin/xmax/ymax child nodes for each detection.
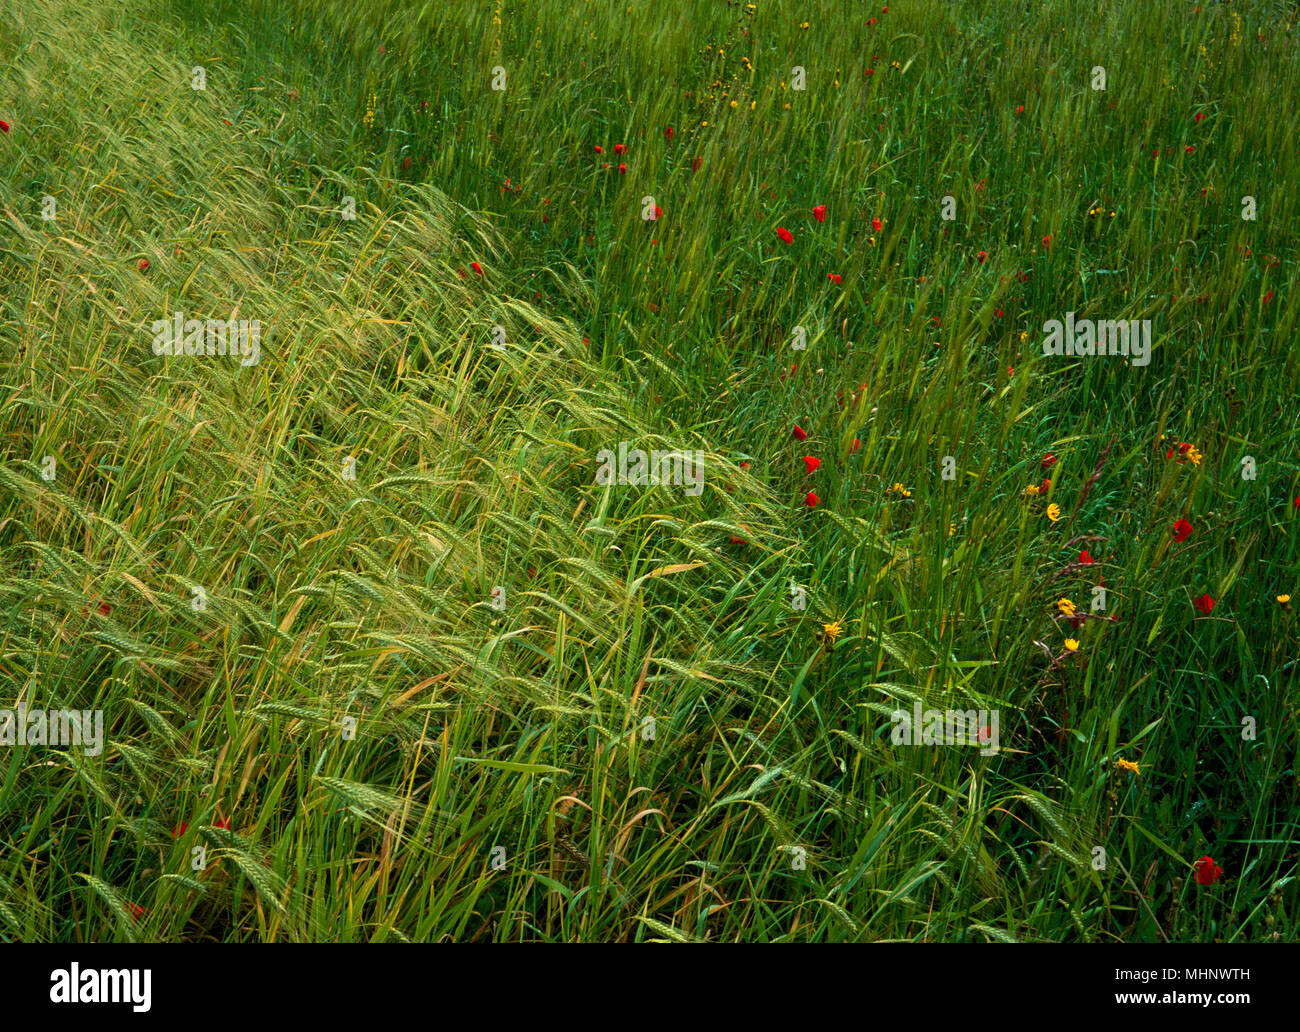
<box><xmin>1</xmin><ymin>0</ymin><xmax>1297</xmax><ymax>942</ymax></box>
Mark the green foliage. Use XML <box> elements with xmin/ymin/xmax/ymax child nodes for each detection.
<box><xmin>0</xmin><ymin>0</ymin><xmax>1296</xmax><ymax>942</ymax></box>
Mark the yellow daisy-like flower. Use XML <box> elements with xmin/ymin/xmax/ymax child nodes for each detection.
<box><xmin>1116</xmin><ymin>758</ymin><xmax>1142</xmax><ymax>775</ymax></box>
<box><xmin>889</xmin><ymin>482</ymin><xmax>911</xmax><ymax>498</ymax></box>
<box><xmin>1064</xmin><ymin>638</ymin><xmax>1080</xmax><ymax>651</ymax></box>
<box><xmin>1047</xmin><ymin>503</ymin><xmax>1061</xmax><ymax>522</ymax></box>
<box><xmin>821</xmin><ymin>620</ymin><xmax>843</xmax><ymax>644</ymax></box>
<box><xmin>1278</xmin><ymin>594</ymin><xmax>1291</xmax><ymax>605</ymax></box>
<box><xmin>1025</xmin><ymin>484</ymin><xmax>1040</xmax><ymax>497</ymax></box>
<box><xmin>1057</xmin><ymin>598</ymin><xmax>1076</xmax><ymax>616</ymax></box>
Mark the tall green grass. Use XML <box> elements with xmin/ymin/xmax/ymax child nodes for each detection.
<box><xmin>1</xmin><ymin>0</ymin><xmax>1296</xmax><ymax>941</ymax></box>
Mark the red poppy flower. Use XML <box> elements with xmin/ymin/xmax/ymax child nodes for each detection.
<box><xmin>1193</xmin><ymin>112</ymin><xmax>1206</xmax><ymax>123</ymax></box>
<box><xmin>1172</xmin><ymin>518</ymin><xmax>1193</xmax><ymax>542</ymax></box>
<box><xmin>1193</xmin><ymin>856</ymin><xmax>1222</xmax><ymax>885</ymax></box>
<box><xmin>1039</xmin><ymin>477</ymin><xmax>1051</xmax><ymax>494</ymax></box>
<box><xmin>803</xmin><ymin>456</ymin><xmax>821</xmax><ymax>474</ymax></box>
<box><xmin>471</xmin><ymin>261</ymin><xmax>483</xmax><ymax>275</ymax></box>
<box><xmin>1185</xmin><ymin>145</ymin><xmax>1194</xmax><ymax>154</ymax></box>
<box><xmin>1015</xmin><ymin>105</ymin><xmax>1025</xmax><ymax>114</ymax></box>
<box><xmin>976</xmin><ymin>250</ymin><xmax>988</xmax><ymax>263</ymax></box>
<box><xmin>1078</xmin><ymin>550</ymin><xmax>1093</xmax><ymax>565</ymax></box>
<box><xmin>138</xmin><ymin>259</ymin><xmax>150</xmax><ymax>272</ymax></box>
<box><xmin>812</xmin><ymin>204</ymin><xmax>826</xmax><ymax>222</ymax></box>
<box><xmin>865</xmin><ymin>68</ymin><xmax>875</xmax><ymax>76</ymax></box>
<box><xmin>850</xmin><ymin>439</ymin><xmax>861</xmax><ymax>454</ymax></box>
<box><xmin>172</xmin><ymin>822</ymin><xmax>187</xmax><ymax>838</ymax></box>
<box><xmin>128</xmin><ymin>904</ymin><xmax>145</xmax><ymax>921</ymax></box>
<box><xmin>614</xmin><ymin>144</ymin><xmax>626</xmax><ymax>155</ymax></box>
<box><xmin>805</xmin><ymin>490</ymin><xmax>820</xmax><ymax>508</ymax></box>
<box><xmin>691</xmin><ymin>156</ymin><xmax>703</xmax><ymax>172</ymax></box>
<box><xmin>994</xmin><ymin>307</ymin><xmax>1003</xmax><ymax>318</ymax></box>
<box><xmin>1042</xmin><ymin>235</ymin><xmax>1051</xmax><ymax>248</ymax></box>
<box><xmin>872</xmin><ymin>216</ymin><xmax>882</xmax><ymax>232</ymax></box>
<box><xmin>650</xmin><ymin>205</ymin><xmax>662</xmax><ymax>220</ymax></box>
<box><xmin>594</xmin><ymin>145</ymin><xmax>603</xmax><ymax>153</ymax></box>
<box><xmin>664</xmin><ymin>126</ymin><xmax>674</xmax><ymax>139</ymax></box>
<box><xmin>0</xmin><ymin>120</ymin><xmax>9</xmax><ymax>134</ymax></box>
<box><xmin>776</xmin><ymin>226</ymin><xmax>793</xmax><ymax>244</ymax></box>
<box><xmin>97</xmin><ymin>602</ymin><xmax>112</xmax><ymax>616</ymax></box>
<box><xmin>1041</xmin><ymin>453</ymin><xmax>1056</xmax><ymax>468</ymax></box>
<box><xmin>828</xmin><ymin>273</ymin><xmax>841</xmax><ymax>284</ymax></box>
<box><xmin>729</xmin><ymin>534</ymin><xmax>747</xmax><ymax>545</ymax></box>
<box><xmin>1293</xmin><ymin>497</ymin><xmax>1300</xmax><ymax>508</ymax></box>
<box><xmin>618</xmin><ymin>162</ymin><xmax>627</xmax><ymax>174</ymax></box>
<box><xmin>215</xmin><ymin>817</ymin><xmax>231</xmax><ymax>830</ymax></box>
<box><xmin>1193</xmin><ymin>593</ymin><xmax>1215</xmax><ymax>615</ymax></box>
<box><xmin>792</xmin><ymin>424</ymin><xmax>808</xmax><ymax>441</ymax></box>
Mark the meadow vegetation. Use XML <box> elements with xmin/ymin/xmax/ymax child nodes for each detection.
<box><xmin>1</xmin><ymin>0</ymin><xmax>1297</xmax><ymax>941</ymax></box>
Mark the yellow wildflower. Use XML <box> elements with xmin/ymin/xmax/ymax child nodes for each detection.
<box><xmin>1064</xmin><ymin>638</ymin><xmax>1079</xmax><ymax>651</ymax></box>
<box><xmin>1116</xmin><ymin>758</ymin><xmax>1142</xmax><ymax>775</ymax></box>
<box><xmin>1047</xmin><ymin>503</ymin><xmax>1061</xmax><ymax>522</ymax></box>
